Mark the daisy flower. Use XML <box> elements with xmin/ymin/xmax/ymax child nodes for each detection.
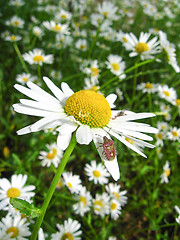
<box><xmin>38</xmin><ymin>228</ymin><xmax>45</xmax><ymax>240</ymax></box>
<box><xmin>73</xmin><ymin>186</ymin><xmax>92</xmax><ymax>216</ymax></box>
<box><xmin>84</xmin><ymin>77</ymin><xmax>100</xmax><ymax>91</ymax></box>
<box><xmin>51</xmin><ymin>218</ymin><xmax>82</xmax><ymax>240</ymax></box>
<box><xmin>84</xmin><ymin>160</ymin><xmax>110</xmax><ymax>184</ymax></box>
<box><xmin>16</xmin><ymin>73</ymin><xmax>36</xmax><ymax>85</ymax></box>
<box><xmin>6</xmin><ymin>16</ymin><xmax>24</xmax><ymax>28</ymax></box>
<box><xmin>160</xmin><ymin>161</ymin><xmax>171</xmax><ymax>184</ymax></box>
<box><xmin>13</xmin><ymin>77</ymin><xmax>158</xmax><ymax>181</ymax></box>
<box><xmin>62</xmin><ymin>172</ymin><xmax>82</xmax><ymax>194</ymax></box>
<box><xmin>105</xmin><ymin>183</ymin><xmax>128</xmax><ymax>207</ymax></box>
<box><xmin>23</xmin><ymin>49</ymin><xmax>53</xmax><ymax>66</ymax></box>
<box><xmin>159</xmin><ymin>103</ymin><xmax>171</xmax><ymax>121</ymax></box>
<box><xmin>32</xmin><ymin>26</ymin><xmax>44</xmax><ymax>39</ymax></box>
<box><xmin>167</xmin><ymin>127</ymin><xmax>180</xmax><ymax>141</ymax></box>
<box><xmin>157</xmin><ymin>84</ymin><xmax>177</xmax><ymax>104</ymax></box>
<box><xmin>155</xmin><ymin>131</ymin><xmax>166</xmax><ymax>147</ymax></box>
<box><xmin>159</xmin><ymin>30</ymin><xmax>180</xmax><ymax>72</ymax></box>
<box><xmin>50</xmin><ymin>70</ymin><xmax>62</xmax><ymax>80</ymax></box>
<box><xmin>0</xmin><ymin>213</ymin><xmax>31</xmax><ymax>240</ymax></box>
<box><xmin>83</xmin><ymin>60</ymin><xmax>100</xmax><ymax>80</ymax></box>
<box><xmin>39</xmin><ymin>143</ymin><xmax>63</xmax><ymax>168</ymax></box>
<box><xmin>93</xmin><ymin>193</ymin><xmax>110</xmax><ymax>217</ymax></box>
<box><xmin>55</xmin><ymin>9</ymin><xmax>72</xmax><ymax>21</ymax></box>
<box><xmin>157</xmin><ymin>121</ymin><xmax>169</xmax><ymax>132</ymax></box>
<box><xmin>97</xmin><ymin>1</ymin><xmax>119</xmax><ymax>20</ymax></box>
<box><xmin>137</xmin><ymin>82</ymin><xmax>158</xmax><ymax>93</ymax></box>
<box><xmin>9</xmin><ymin>0</ymin><xmax>24</xmax><ymax>7</ymax></box>
<box><xmin>174</xmin><ymin>206</ymin><xmax>180</xmax><ymax>224</ymax></box>
<box><xmin>43</xmin><ymin>20</ymin><xmax>69</xmax><ymax>34</ymax></box>
<box><xmin>125</xmin><ymin>32</ymin><xmax>160</xmax><ymax>60</ymax></box>
<box><xmin>105</xmin><ymin>55</ymin><xmax>126</xmax><ymax>78</ymax></box>
<box><xmin>75</xmin><ymin>39</ymin><xmax>87</xmax><ymax>51</ymax></box>
<box><xmin>109</xmin><ymin>198</ymin><xmax>121</xmax><ymax>220</ymax></box>
<box><xmin>0</xmin><ymin>174</ymin><xmax>35</xmax><ymax>211</ymax></box>
<box><xmin>5</xmin><ymin>34</ymin><xmax>21</xmax><ymax>42</ymax></box>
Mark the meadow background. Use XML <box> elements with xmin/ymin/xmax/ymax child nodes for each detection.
<box><xmin>0</xmin><ymin>0</ymin><xmax>180</xmax><ymax>239</ymax></box>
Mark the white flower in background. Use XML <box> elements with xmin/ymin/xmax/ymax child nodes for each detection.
<box><xmin>9</xmin><ymin>0</ymin><xmax>24</xmax><ymax>6</ymax></box>
<box><xmin>43</xmin><ymin>20</ymin><xmax>69</xmax><ymax>34</ymax></box>
<box><xmin>50</xmin><ymin>70</ymin><xmax>62</xmax><ymax>80</ymax></box>
<box><xmin>90</xmin><ymin>13</ymin><xmax>104</xmax><ymax>27</ymax></box>
<box><xmin>167</xmin><ymin>127</ymin><xmax>180</xmax><ymax>141</ymax></box>
<box><xmin>0</xmin><ymin>213</ymin><xmax>31</xmax><ymax>240</ymax></box>
<box><xmin>38</xmin><ymin>228</ymin><xmax>46</xmax><ymax>240</ymax></box>
<box><xmin>106</xmin><ymin>55</ymin><xmax>126</xmax><ymax>78</ymax></box>
<box><xmin>97</xmin><ymin>1</ymin><xmax>119</xmax><ymax>20</ymax></box>
<box><xmin>172</xmin><ymin>98</ymin><xmax>180</xmax><ymax>113</ymax></box>
<box><xmin>159</xmin><ymin>103</ymin><xmax>171</xmax><ymax>121</ymax></box>
<box><xmin>62</xmin><ymin>172</ymin><xmax>82</xmax><ymax>194</ymax></box>
<box><xmin>5</xmin><ymin>34</ymin><xmax>21</xmax><ymax>42</ymax></box>
<box><xmin>116</xmin><ymin>30</ymin><xmax>132</xmax><ymax>50</ymax></box>
<box><xmin>93</xmin><ymin>193</ymin><xmax>110</xmax><ymax>217</ymax></box>
<box><xmin>160</xmin><ymin>161</ymin><xmax>171</xmax><ymax>183</ymax></box>
<box><xmin>109</xmin><ymin>198</ymin><xmax>121</xmax><ymax>220</ymax></box>
<box><xmin>32</xmin><ymin>26</ymin><xmax>44</xmax><ymax>39</ymax></box>
<box><xmin>1</xmin><ymin>31</ymin><xmax>10</xmax><ymax>39</ymax></box>
<box><xmin>157</xmin><ymin>121</ymin><xmax>168</xmax><ymax>132</ymax></box>
<box><xmin>84</xmin><ymin>77</ymin><xmax>100</xmax><ymax>91</ymax></box>
<box><xmin>115</xmin><ymin>88</ymin><xmax>124</xmax><ymax>101</ymax></box>
<box><xmin>55</xmin><ymin>34</ymin><xmax>73</xmax><ymax>49</ymax></box>
<box><xmin>39</xmin><ymin>143</ymin><xmax>63</xmax><ymax>168</ymax></box>
<box><xmin>125</xmin><ymin>32</ymin><xmax>160</xmax><ymax>60</ymax></box>
<box><xmin>55</xmin><ymin>9</ymin><xmax>72</xmax><ymax>21</ymax></box>
<box><xmin>16</xmin><ymin>73</ymin><xmax>36</xmax><ymax>85</ymax></box>
<box><xmin>0</xmin><ymin>174</ymin><xmax>35</xmax><ymax>211</ymax></box>
<box><xmin>51</xmin><ymin>218</ymin><xmax>82</xmax><ymax>240</ymax></box>
<box><xmin>157</xmin><ymin>84</ymin><xmax>177</xmax><ymax>104</ymax></box>
<box><xmin>75</xmin><ymin>39</ymin><xmax>87</xmax><ymax>51</ymax></box>
<box><xmin>83</xmin><ymin>60</ymin><xmax>100</xmax><ymax>80</ymax></box>
<box><xmin>13</xmin><ymin>77</ymin><xmax>158</xmax><ymax>181</ymax></box>
<box><xmin>23</xmin><ymin>49</ymin><xmax>53</xmax><ymax>65</ymax></box>
<box><xmin>84</xmin><ymin>160</ymin><xmax>110</xmax><ymax>184</ymax></box>
<box><xmin>105</xmin><ymin>183</ymin><xmax>128</xmax><ymax>206</ymax></box>
<box><xmin>6</xmin><ymin>16</ymin><xmax>24</xmax><ymax>28</ymax></box>
<box><xmin>155</xmin><ymin>130</ymin><xmax>166</xmax><ymax>147</ymax></box>
<box><xmin>159</xmin><ymin>31</ymin><xmax>180</xmax><ymax>72</ymax></box>
<box><xmin>108</xmin><ymin>237</ymin><xmax>117</xmax><ymax>240</ymax></box>
<box><xmin>174</xmin><ymin>206</ymin><xmax>180</xmax><ymax>225</ymax></box>
<box><xmin>137</xmin><ymin>82</ymin><xmax>158</xmax><ymax>93</ymax></box>
<box><xmin>73</xmin><ymin>186</ymin><xmax>92</xmax><ymax>216</ymax></box>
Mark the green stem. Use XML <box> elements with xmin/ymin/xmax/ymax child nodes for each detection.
<box><xmin>30</xmin><ymin>36</ymin><xmax>37</xmax><ymax>50</ymax></box>
<box><xmin>99</xmin><ymin>58</ymin><xmax>156</xmax><ymax>91</ymax></box>
<box><xmin>37</xmin><ymin>64</ymin><xmax>42</xmax><ymax>81</ymax></box>
<box><xmin>13</xmin><ymin>42</ymin><xmax>29</xmax><ymax>73</ymax></box>
<box><xmin>31</xmin><ymin>133</ymin><xmax>77</xmax><ymax>240</ymax></box>
<box><xmin>169</xmin><ymin>108</ymin><xmax>178</xmax><ymax>126</ymax></box>
<box><xmin>131</xmin><ymin>59</ymin><xmax>139</xmax><ymax>104</ymax></box>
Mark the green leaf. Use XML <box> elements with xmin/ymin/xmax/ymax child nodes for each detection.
<box><xmin>9</xmin><ymin>198</ymin><xmax>41</xmax><ymax>218</ymax></box>
<box><xmin>12</xmin><ymin>153</ymin><xmax>22</xmax><ymax>167</ymax></box>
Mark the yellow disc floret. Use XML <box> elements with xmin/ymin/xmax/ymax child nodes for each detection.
<box><xmin>33</xmin><ymin>55</ymin><xmax>44</xmax><ymax>62</ymax></box>
<box><xmin>62</xmin><ymin>233</ymin><xmax>73</xmax><ymax>240</ymax></box>
<box><xmin>135</xmin><ymin>42</ymin><xmax>149</xmax><ymax>54</ymax></box>
<box><xmin>7</xmin><ymin>188</ymin><xmax>20</xmax><ymax>198</ymax></box>
<box><xmin>64</xmin><ymin>90</ymin><xmax>111</xmax><ymax>128</ymax></box>
<box><xmin>7</xmin><ymin>227</ymin><xmax>19</xmax><ymax>238</ymax></box>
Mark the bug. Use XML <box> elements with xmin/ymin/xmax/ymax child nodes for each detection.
<box><xmin>111</xmin><ymin>111</ymin><xmax>126</xmax><ymax>120</ymax></box>
<box><xmin>97</xmin><ymin>136</ymin><xmax>116</xmax><ymax>161</ymax></box>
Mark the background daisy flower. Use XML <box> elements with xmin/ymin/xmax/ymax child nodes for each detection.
<box><xmin>106</xmin><ymin>54</ymin><xmax>126</xmax><ymax>78</ymax></box>
<box><xmin>93</xmin><ymin>193</ymin><xmax>110</xmax><ymax>217</ymax></box>
<box><xmin>62</xmin><ymin>172</ymin><xmax>82</xmax><ymax>194</ymax></box>
<box><xmin>160</xmin><ymin>161</ymin><xmax>171</xmax><ymax>184</ymax></box>
<box><xmin>23</xmin><ymin>49</ymin><xmax>53</xmax><ymax>65</ymax></box>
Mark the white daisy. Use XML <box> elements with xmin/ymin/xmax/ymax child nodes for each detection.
<box><xmin>50</xmin><ymin>70</ymin><xmax>62</xmax><ymax>80</ymax></box>
<box><xmin>83</xmin><ymin>60</ymin><xmax>100</xmax><ymax>80</ymax></box>
<box><xmin>0</xmin><ymin>213</ymin><xmax>31</xmax><ymax>240</ymax></box>
<box><xmin>105</xmin><ymin>55</ymin><xmax>126</xmax><ymax>78</ymax></box>
<box><xmin>116</xmin><ymin>30</ymin><xmax>132</xmax><ymax>50</ymax></box>
<box><xmin>62</xmin><ymin>172</ymin><xmax>82</xmax><ymax>194</ymax></box>
<box><xmin>109</xmin><ymin>198</ymin><xmax>121</xmax><ymax>220</ymax></box>
<box><xmin>174</xmin><ymin>206</ymin><xmax>180</xmax><ymax>225</ymax></box>
<box><xmin>159</xmin><ymin>30</ymin><xmax>180</xmax><ymax>72</ymax></box>
<box><xmin>167</xmin><ymin>127</ymin><xmax>180</xmax><ymax>141</ymax></box>
<box><xmin>55</xmin><ymin>9</ymin><xmax>72</xmax><ymax>21</ymax></box>
<box><xmin>5</xmin><ymin>34</ymin><xmax>21</xmax><ymax>42</ymax></box>
<box><xmin>9</xmin><ymin>0</ymin><xmax>24</xmax><ymax>6</ymax></box>
<box><xmin>13</xmin><ymin>77</ymin><xmax>158</xmax><ymax>181</ymax></box>
<box><xmin>16</xmin><ymin>73</ymin><xmax>36</xmax><ymax>85</ymax></box>
<box><xmin>51</xmin><ymin>218</ymin><xmax>82</xmax><ymax>240</ymax></box>
<box><xmin>23</xmin><ymin>49</ymin><xmax>53</xmax><ymax>66</ymax></box>
<box><xmin>39</xmin><ymin>143</ymin><xmax>63</xmax><ymax>168</ymax></box>
<box><xmin>158</xmin><ymin>84</ymin><xmax>177</xmax><ymax>104</ymax></box>
<box><xmin>0</xmin><ymin>174</ymin><xmax>35</xmax><ymax>211</ymax></box>
<box><xmin>137</xmin><ymin>82</ymin><xmax>158</xmax><ymax>93</ymax></box>
<box><xmin>75</xmin><ymin>39</ymin><xmax>87</xmax><ymax>51</ymax></box>
<box><xmin>155</xmin><ymin>131</ymin><xmax>166</xmax><ymax>147</ymax></box>
<box><xmin>43</xmin><ymin>20</ymin><xmax>69</xmax><ymax>34</ymax></box>
<box><xmin>157</xmin><ymin>121</ymin><xmax>169</xmax><ymax>132</ymax></box>
<box><xmin>97</xmin><ymin>1</ymin><xmax>119</xmax><ymax>20</ymax></box>
<box><xmin>160</xmin><ymin>161</ymin><xmax>171</xmax><ymax>184</ymax></box>
<box><xmin>6</xmin><ymin>16</ymin><xmax>24</xmax><ymax>28</ymax></box>
<box><xmin>125</xmin><ymin>32</ymin><xmax>160</xmax><ymax>60</ymax></box>
<box><xmin>73</xmin><ymin>186</ymin><xmax>92</xmax><ymax>216</ymax></box>
<box><xmin>84</xmin><ymin>160</ymin><xmax>110</xmax><ymax>184</ymax></box>
<box><xmin>159</xmin><ymin>102</ymin><xmax>171</xmax><ymax>121</ymax></box>
<box><xmin>93</xmin><ymin>193</ymin><xmax>110</xmax><ymax>217</ymax></box>
<box><xmin>32</xmin><ymin>26</ymin><xmax>44</xmax><ymax>39</ymax></box>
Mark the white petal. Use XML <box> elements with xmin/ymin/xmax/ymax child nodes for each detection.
<box><xmin>103</xmin><ymin>159</ymin><xmax>120</xmax><ymax>181</ymax></box>
<box><xmin>106</xmin><ymin>94</ymin><xmax>117</xmax><ymax>108</ymax></box>
<box><xmin>57</xmin><ymin>132</ymin><xmax>72</xmax><ymax>150</ymax></box>
<box><xmin>43</xmin><ymin>77</ymin><xmax>65</xmax><ymax>101</ymax></box>
<box><xmin>61</xmin><ymin>82</ymin><xmax>74</xmax><ymax>97</ymax></box>
<box><xmin>17</xmin><ymin>125</ymin><xmax>32</xmax><ymax>135</ymax></box>
<box><xmin>56</xmin><ymin>122</ymin><xmax>77</xmax><ymax>135</ymax></box>
<box><xmin>76</xmin><ymin>125</ymin><xmax>93</xmax><ymax>145</ymax></box>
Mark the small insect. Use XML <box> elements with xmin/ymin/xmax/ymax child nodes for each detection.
<box><xmin>111</xmin><ymin>111</ymin><xmax>126</xmax><ymax>120</ymax></box>
<box><xmin>97</xmin><ymin>136</ymin><xmax>116</xmax><ymax>161</ymax></box>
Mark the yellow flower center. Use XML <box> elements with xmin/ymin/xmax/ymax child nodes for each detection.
<box><xmin>111</xmin><ymin>202</ymin><xmax>117</xmax><ymax>210</ymax></box>
<box><xmin>103</xmin><ymin>11</ymin><xmax>108</xmax><ymax>17</ymax></box>
<box><xmin>163</xmin><ymin>91</ymin><xmax>170</xmax><ymax>97</ymax></box>
<box><xmin>165</xmin><ymin>169</ymin><xmax>170</xmax><ymax>177</ymax></box>
<box><xmin>157</xmin><ymin>132</ymin><xmax>163</xmax><ymax>139</ymax></box>
<box><xmin>94</xmin><ymin>200</ymin><xmax>103</xmax><ymax>211</ymax></box>
<box><xmin>7</xmin><ymin>188</ymin><xmax>20</xmax><ymax>198</ymax></box>
<box><xmin>33</xmin><ymin>55</ymin><xmax>44</xmax><ymax>62</ymax></box>
<box><xmin>14</xmin><ymin>20</ymin><xmax>19</xmax><ymax>26</ymax></box>
<box><xmin>80</xmin><ymin>196</ymin><xmax>87</xmax><ymax>206</ymax></box>
<box><xmin>82</xmin><ymin>16</ymin><xmax>87</xmax><ymax>20</ymax></box>
<box><xmin>54</xmin><ymin>25</ymin><xmax>62</xmax><ymax>31</ymax></box>
<box><xmin>122</xmin><ymin>37</ymin><xmax>128</xmax><ymax>43</ymax></box>
<box><xmin>91</xmin><ymin>86</ymin><xmax>99</xmax><ymax>92</ymax></box>
<box><xmin>93</xmin><ymin>170</ymin><xmax>101</xmax><ymax>178</ymax></box>
<box><xmin>23</xmin><ymin>77</ymin><xmax>28</xmax><ymax>82</ymax></box>
<box><xmin>61</xmin><ymin>14</ymin><xmax>67</xmax><ymax>19</ymax></box>
<box><xmin>172</xmin><ymin>131</ymin><xmax>178</xmax><ymax>137</ymax></box>
<box><xmin>145</xmin><ymin>82</ymin><xmax>153</xmax><ymax>89</ymax></box>
<box><xmin>113</xmin><ymin>191</ymin><xmax>119</xmax><ymax>199</ymax></box>
<box><xmin>62</xmin><ymin>232</ymin><xmax>73</xmax><ymax>240</ymax></box>
<box><xmin>112</xmin><ymin>63</ymin><xmax>120</xmax><ymax>71</ymax></box>
<box><xmin>161</xmin><ymin>125</ymin><xmax>166</xmax><ymax>130</ymax></box>
<box><xmin>64</xmin><ymin>90</ymin><xmax>111</xmax><ymax>128</ymax></box>
<box><xmin>91</xmin><ymin>67</ymin><xmax>99</xmax><ymax>76</ymax></box>
<box><xmin>67</xmin><ymin>182</ymin><xmax>72</xmax><ymax>188</ymax></box>
<box><xmin>176</xmin><ymin>99</ymin><xmax>180</xmax><ymax>106</ymax></box>
<box><xmin>10</xmin><ymin>35</ymin><xmax>17</xmax><ymax>41</ymax></box>
<box><xmin>46</xmin><ymin>148</ymin><xmax>57</xmax><ymax>160</ymax></box>
<box><xmin>80</xmin><ymin>44</ymin><xmax>85</xmax><ymax>49</ymax></box>
<box><xmin>7</xmin><ymin>227</ymin><xmax>19</xmax><ymax>238</ymax></box>
<box><xmin>135</xmin><ymin>42</ymin><xmax>149</xmax><ymax>54</ymax></box>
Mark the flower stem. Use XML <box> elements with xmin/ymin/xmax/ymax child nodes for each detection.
<box><xmin>37</xmin><ymin>64</ymin><xmax>42</xmax><ymax>81</ymax></box>
<box><xmin>31</xmin><ymin>133</ymin><xmax>77</xmax><ymax>240</ymax></box>
<box><xmin>13</xmin><ymin>42</ymin><xmax>29</xmax><ymax>73</ymax></box>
